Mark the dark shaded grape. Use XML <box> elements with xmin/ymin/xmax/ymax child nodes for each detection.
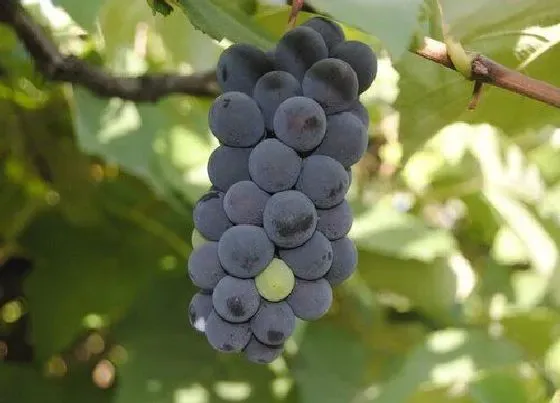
<box><xmin>244</xmin><ymin>336</ymin><xmax>283</xmax><ymax>364</ymax></box>
<box><xmin>223</xmin><ymin>180</ymin><xmax>270</xmax><ymax>226</ymax></box>
<box><xmin>254</xmin><ymin>71</ymin><xmax>302</xmax><ymax>130</ymax></box>
<box><xmin>218</xmin><ymin>225</ymin><xmax>275</xmax><ymax>278</ymax></box>
<box><xmin>302</xmin><ymin>16</ymin><xmax>345</xmax><ymax>52</ymax></box>
<box><xmin>263</xmin><ymin>190</ymin><xmax>317</xmax><ymax>248</ymax></box>
<box><xmin>212</xmin><ymin>276</ymin><xmax>261</xmax><ymax>322</ymax></box>
<box><xmin>346</xmin><ymin>168</ymin><xmax>352</xmax><ymax>186</ymax></box>
<box><xmin>187</xmin><ymin>242</ymin><xmax>226</xmax><ymax>290</ymax></box>
<box><xmin>325</xmin><ymin>237</ymin><xmax>358</xmax><ymax>286</ymax></box>
<box><xmin>349</xmin><ymin>100</ymin><xmax>369</xmax><ymax>129</ymax></box>
<box><xmin>249</xmin><ymin>139</ymin><xmax>302</xmax><ymax>193</ymax></box>
<box><xmin>279</xmin><ymin>231</ymin><xmax>333</xmax><ymax>280</ymax></box>
<box><xmin>316</xmin><ymin>200</ymin><xmax>352</xmax><ymax>240</ymax></box>
<box><xmin>302</xmin><ymin>58</ymin><xmax>358</xmax><ymax>114</ymax></box>
<box><xmin>330</xmin><ymin>40</ymin><xmax>377</xmax><ymax>93</ymax></box>
<box><xmin>296</xmin><ymin>155</ymin><xmax>349</xmax><ymax>209</ymax></box>
<box><xmin>287</xmin><ymin>278</ymin><xmax>333</xmax><ymax>320</ymax></box>
<box><xmin>274</xmin><ymin>26</ymin><xmax>328</xmax><ymax>81</ymax></box>
<box><xmin>207</xmin><ymin>145</ymin><xmax>252</xmax><ymax>192</ymax></box>
<box><xmin>273</xmin><ymin>96</ymin><xmax>327</xmax><ymax>152</ymax></box>
<box><xmin>209</xmin><ymin>92</ymin><xmax>265</xmax><ymax>147</ymax></box>
<box><xmin>313</xmin><ymin>112</ymin><xmax>367</xmax><ymax>168</ymax></box>
<box><xmin>217</xmin><ymin>43</ymin><xmax>273</xmax><ymax>95</ymax></box>
<box><xmin>251</xmin><ymin>301</ymin><xmax>295</xmax><ymax>345</ymax></box>
<box><xmin>193</xmin><ymin>191</ymin><xmax>233</xmax><ymax>241</ymax></box>
<box><xmin>205</xmin><ymin>310</ymin><xmax>252</xmax><ymax>353</ymax></box>
<box><xmin>188</xmin><ymin>292</ymin><xmax>213</xmax><ymax>333</ymax></box>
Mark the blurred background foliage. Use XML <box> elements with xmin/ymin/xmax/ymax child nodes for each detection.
<box><xmin>1</xmin><ymin>0</ymin><xmax>560</xmax><ymax>402</ymax></box>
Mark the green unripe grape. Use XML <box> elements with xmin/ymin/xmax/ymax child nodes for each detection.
<box><xmin>255</xmin><ymin>258</ymin><xmax>295</xmax><ymax>302</ymax></box>
<box><xmin>191</xmin><ymin>228</ymin><xmax>209</xmax><ymax>249</ymax></box>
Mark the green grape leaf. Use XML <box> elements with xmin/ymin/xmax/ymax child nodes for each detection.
<box><xmin>72</xmin><ymin>87</ymin><xmax>213</xmax><ymax>205</ymax></box>
<box><xmin>358</xmin><ymin>250</ymin><xmax>458</xmax><ymax>323</ymax></box>
<box><xmin>50</xmin><ymin>0</ymin><xmax>103</xmax><ymax>30</ymax></box>
<box><xmin>146</xmin><ymin>0</ymin><xmax>175</xmax><ymax>16</ymax></box>
<box><xmin>308</xmin><ymin>0</ymin><xmax>424</xmax><ymax>59</ymax></box>
<box><xmin>175</xmin><ymin>0</ymin><xmax>276</xmax><ymax>49</ymax></box>
<box><xmin>374</xmin><ymin>329</ymin><xmax>524</xmax><ymax>402</ymax></box>
<box><xmin>351</xmin><ymin>196</ymin><xmax>457</xmax><ymax>261</ymax></box>
<box><xmin>291</xmin><ymin>322</ymin><xmax>369</xmax><ymax>403</ymax></box>
<box><xmin>21</xmin><ymin>177</ymin><xmax>191</xmax><ymax>361</ymax></box>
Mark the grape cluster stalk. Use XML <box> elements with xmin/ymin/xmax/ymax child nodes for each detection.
<box><xmin>187</xmin><ymin>16</ymin><xmax>377</xmax><ymax>364</ymax></box>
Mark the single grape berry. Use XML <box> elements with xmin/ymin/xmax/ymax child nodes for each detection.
<box><xmin>279</xmin><ymin>231</ymin><xmax>333</xmax><ymax>280</ymax></box>
<box><xmin>251</xmin><ymin>301</ymin><xmax>296</xmax><ymax>345</ymax></box>
<box><xmin>191</xmin><ymin>228</ymin><xmax>209</xmax><ymax>249</ymax></box>
<box><xmin>287</xmin><ymin>278</ymin><xmax>333</xmax><ymax>321</ymax></box>
<box><xmin>296</xmin><ymin>155</ymin><xmax>350</xmax><ymax>209</ymax></box>
<box><xmin>314</xmin><ymin>112</ymin><xmax>368</xmax><ymax>168</ymax></box>
<box><xmin>188</xmin><ymin>292</ymin><xmax>213</xmax><ymax>333</ymax></box>
<box><xmin>255</xmin><ymin>258</ymin><xmax>295</xmax><ymax>302</ymax></box>
<box><xmin>274</xmin><ymin>26</ymin><xmax>328</xmax><ymax>81</ymax></box>
<box><xmin>217</xmin><ymin>43</ymin><xmax>273</xmax><ymax>95</ymax></box>
<box><xmin>254</xmin><ymin>71</ymin><xmax>302</xmax><ymax>130</ymax></box>
<box><xmin>212</xmin><ymin>276</ymin><xmax>261</xmax><ymax>323</ymax></box>
<box><xmin>244</xmin><ymin>336</ymin><xmax>283</xmax><ymax>364</ymax></box>
<box><xmin>302</xmin><ymin>16</ymin><xmax>345</xmax><ymax>52</ymax></box>
<box><xmin>348</xmin><ymin>101</ymin><xmax>369</xmax><ymax>129</ymax></box>
<box><xmin>273</xmin><ymin>96</ymin><xmax>327</xmax><ymax>152</ymax></box>
<box><xmin>193</xmin><ymin>191</ymin><xmax>233</xmax><ymax>241</ymax></box>
<box><xmin>209</xmin><ymin>92</ymin><xmax>265</xmax><ymax>147</ymax></box>
<box><xmin>223</xmin><ymin>181</ymin><xmax>270</xmax><ymax>226</ymax></box>
<box><xmin>249</xmin><ymin>139</ymin><xmax>302</xmax><ymax>193</ymax></box>
<box><xmin>218</xmin><ymin>225</ymin><xmax>275</xmax><ymax>278</ymax></box>
<box><xmin>325</xmin><ymin>237</ymin><xmax>358</xmax><ymax>286</ymax></box>
<box><xmin>263</xmin><ymin>190</ymin><xmax>317</xmax><ymax>248</ymax></box>
<box><xmin>330</xmin><ymin>40</ymin><xmax>377</xmax><ymax>94</ymax></box>
<box><xmin>302</xmin><ymin>58</ymin><xmax>358</xmax><ymax>114</ymax></box>
<box><xmin>205</xmin><ymin>310</ymin><xmax>252</xmax><ymax>353</ymax></box>
<box><xmin>187</xmin><ymin>242</ymin><xmax>226</xmax><ymax>290</ymax></box>
<box><xmin>316</xmin><ymin>200</ymin><xmax>353</xmax><ymax>240</ymax></box>
<box><xmin>207</xmin><ymin>145</ymin><xmax>252</xmax><ymax>192</ymax></box>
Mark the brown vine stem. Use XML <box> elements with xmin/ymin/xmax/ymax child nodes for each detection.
<box><xmin>0</xmin><ymin>0</ymin><xmax>219</xmax><ymax>101</ymax></box>
<box><xmin>415</xmin><ymin>37</ymin><xmax>560</xmax><ymax>109</ymax></box>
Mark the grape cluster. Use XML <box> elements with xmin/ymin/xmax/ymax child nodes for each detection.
<box><xmin>187</xmin><ymin>16</ymin><xmax>375</xmax><ymax>364</ymax></box>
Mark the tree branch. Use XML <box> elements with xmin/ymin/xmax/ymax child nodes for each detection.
<box><xmin>0</xmin><ymin>0</ymin><xmax>219</xmax><ymax>102</ymax></box>
<box><xmin>414</xmin><ymin>37</ymin><xmax>560</xmax><ymax>109</ymax></box>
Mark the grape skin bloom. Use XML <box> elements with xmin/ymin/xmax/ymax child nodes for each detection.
<box><xmin>193</xmin><ymin>191</ymin><xmax>233</xmax><ymax>241</ymax></box>
<box><xmin>249</xmin><ymin>139</ymin><xmax>302</xmax><ymax>193</ymax></box>
<box><xmin>287</xmin><ymin>278</ymin><xmax>333</xmax><ymax>321</ymax></box>
<box><xmin>254</xmin><ymin>71</ymin><xmax>302</xmax><ymax>130</ymax></box>
<box><xmin>205</xmin><ymin>310</ymin><xmax>252</xmax><ymax>353</ymax></box>
<box><xmin>209</xmin><ymin>91</ymin><xmax>265</xmax><ymax>147</ymax></box>
<box><xmin>273</xmin><ymin>96</ymin><xmax>327</xmax><ymax>152</ymax></box>
<box><xmin>212</xmin><ymin>276</ymin><xmax>261</xmax><ymax>323</ymax></box>
<box><xmin>218</xmin><ymin>225</ymin><xmax>275</xmax><ymax>278</ymax></box>
<box><xmin>187</xmin><ymin>242</ymin><xmax>226</xmax><ymax>290</ymax></box>
<box><xmin>263</xmin><ymin>190</ymin><xmax>317</xmax><ymax>248</ymax></box>
<box><xmin>250</xmin><ymin>301</ymin><xmax>296</xmax><ymax>345</ymax></box>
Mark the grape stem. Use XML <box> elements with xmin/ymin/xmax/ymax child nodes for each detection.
<box><xmin>2</xmin><ymin>0</ymin><xmax>559</xmax><ymax>109</ymax></box>
<box><xmin>414</xmin><ymin>37</ymin><xmax>560</xmax><ymax>109</ymax></box>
